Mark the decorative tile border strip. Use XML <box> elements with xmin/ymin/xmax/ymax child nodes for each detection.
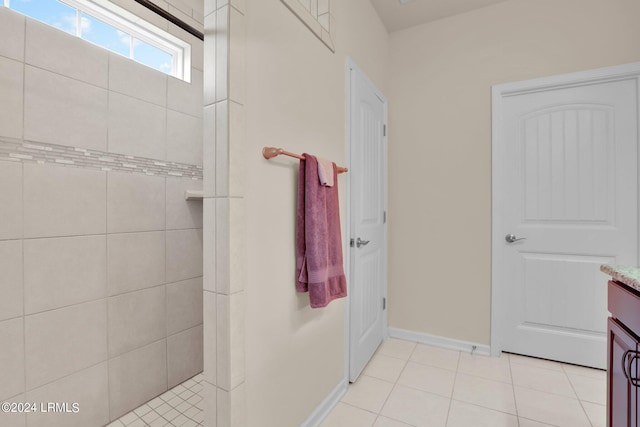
<box><xmin>0</xmin><ymin>137</ymin><xmax>203</xmax><ymax>180</ymax></box>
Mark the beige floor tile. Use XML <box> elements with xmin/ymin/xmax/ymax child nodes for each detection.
<box><xmin>373</xmin><ymin>416</ymin><xmax>413</xmax><ymax>427</ymax></box>
<box><xmin>452</xmin><ymin>373</ymin><xmax>517</xmax><ymax>414</ymax></box>
<box><xmin>319</xmin><ymin>402</ymin><xmax>376</xmax><ymax>427</ymax></box>
<box><xmin>562</xmin><ymin>363</ymin><xmax>606</xmax><ymax>380</ymax></box>
<box><xmin>567</xmin><ymin>372</ymin><xmax>606</xmax><ymax>405</ymax></box>
<box><xmin>518</xmin><ymin>418</ymin><xmax>555</xmax><ymax>427</ymax></box>
<box><xmin>342</xmin><ymin>376</ymin><xmax>394</xmax><ymax>413</ymax></box>
<box><xmin>511</xmin><ymin>363</ymin><xmax>576</xmax><ymax>398</ymax></box>
<box><xmin>508</xmin><ymin>353</ymin><xmax>563</xmax><ymax>372</ymax></box>
<box><xmin>363</xmin><ymin>353</ymin><xmax>408</xmax><ymax>383</ymax></box>
<box><xmin>457</xmin><ymin>352</ymin><xmax>511</xmax><ymax>383</ymax></box>
<box><xmin>410</xmin><ymin>344</ymin><xmax>460</xmax><ymax>371</ymax></box>
<box><xmin>446</xmin><ymin>400</ymin><xmax>518</xmax><ymax>427</ymax></box>
<box><xmin>514</xmin><ymin>386</ymin><xmax>591</xmax><ymax>427</ymax></box>
<box><xmin>377</xmin><ymin>338</ymin><xmax>417</xmax><ymax>361</ymax></box>
<box><xmin>581</xmin><ymin>401</ymin><xmax>605</xmax><ymax>427</ymax></box>
<box><xmin>398</xmin><ymin>362</ymin><xmax>456</xmax><ymax>398</ymax></box>
<box><xmin>381</xmin><ymin>384</ymin><xmax>450</xmax><ymax>427</ymax></box>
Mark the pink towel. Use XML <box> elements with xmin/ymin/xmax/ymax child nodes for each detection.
<box><xmin>317</xmin><ymin>157</ymin><xmax>335</xmax><ymax>187</ymax></box>
<box><xmin>296</xmin><ymin>154</ymin><xmax>347</xmax><ymax>308</ymax></box>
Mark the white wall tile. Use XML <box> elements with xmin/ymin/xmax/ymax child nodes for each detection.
<box><xmin>318</xmin><ymin>0</ymin><xmax>328</xmax><ymax>15</ymax></box>
<box><xmin>203</xmin><ymin>381</ymin><xmax>217</xmax><ymax>427</ymax></box>
<box><xmin>203</xmin><ymin>291</ymin><xmax>216</xmax><ymax>385</ymax></box>
<box><xmin>215</xmin><ymin>101</ymin><xmax>229</xmax><ymax>196</ymax></box>
<box><xmin>229</xmin><ymin>8</ymin><xmax>245</xmax><ymax>105</ymax></box>
<box><xmin>216</xmin><ymin>292</ymin><xmax>244</xmax><ymax>391</ymax></box>
<box><xmin>203</xmin><ymin>11</ymin><xmax>216</xmax><ymax>106</ymax></box>
<box><xmin>108</xmin><ymin>340</ymin><xmax>168</xmax><ymax>419</ymax></box>
<box><xmin>167</xmin><ymin>325</ymin><xmax>203</xmax><ymax>388</ymax></box>
<box><xmin>216</xmin><ymin>382</ymin><xmax>245</xmax><ymax>427</ymax></box>
<box><xmin>107</xmin><ymin>172</ymin><xmax>166</xmax><ymax>233</ymax></box>
<box><xmin>108</xmin><ymin>92</ymin><xmax>167</xmax><ymax>160</ymax></box>
<box><xmin>0</xmin><ymin>7</ymin><xmax>25</xmax><ymax>61</ymax></box>
<box><xmin>167</xmin><ymin>110</ymin><xmax>203</xmax><ymax>165</ymax></box>
<box><xmin>228</xmin><ymin>102</ymin><xmax>245</xmax><ymax>197</ymax></box>
<box><xmin>24</xmin><ymin>66</ymin><xmax>108</xmax><ymax>151</ymax></box>
<box><xmin>204</xmin><ymin>0</ymin><xmax>216</xmax><ymax>17</ymax></box>
<box><xmin>0</xmin><ymin>318</ymin><xmax>24</xmax><ymax>401</ymax></box>
<box><xmin>108</xmin><ymin>286</ymin><xmax>166</xmax><ymax>358</ymax></box>
<box><xmin>168</xmin><ymin>68</ymin><xmax>203</xmax><ymax>118</ymax></box>
<box><xmin>0</xmin><ymin>57</ymin><xmax>24</xmax><ymax>139</ymax></box>
<box><xmin>107</xmin><ymin>231</ymin><xmax>166</xmax><ymax>296</ymax></box>
<box><xmin>25</xmin><ymin>300</ymin><xmax>108</xmax><ymax>390</ymax></box>
<box><xmin>23</xmin><ymin>164</ymin><xmax>107</xmax><ymax>238</ymax></box>
<box><xmin>203</xmin><ymin>104</ymin><xmax>216</xmax><ymax>197</ymax></box>
<box><xmin>215</xmin><ymin>8</ymin><xmax>228</xmax><ymax>103</ymax></box>
<box><xmin>167</xmin><ymin>25</ymin><xmax>204</xmax><ymax>71</ymax></box>
<box><xmin>166</xmin><ymin>229</ymin><xmax>203</xmax><ymax>283</ymax></box>
<box><xmin>24</xmin><ymin>235</ymin><xmax>107</xmax><ymax>315</ymax></box>
<box><xmin>25</xmin><ymin>19</ymin><xmax>108</xmax><ymax>88</ymax></box>
<box><xmin>231</xmin><ymin>0</ymin><xmax>245</xmax><ymax>14</ymax></box>
<box><xmin>166</xmin><ymin>178</ymin><xmax>203</xmax><ymax>230</ymax></box>
<box><xmin>203</xmin><ymin>198</ymin><xmax>216</xmax><ymax>293</ymax></box>
<box><xmin>167</xmin><ymin>277</ymin><xmax>203</xmax><ymax>335</ymax></box>
<box><xmin>25</xmin><ymin>363</ymin><xmax>109</xmax><ymax>427</ymax></box>
<box><xmin>168</xmin><ymin>5</ymin><xmax>202</xmax><ymax>32</ymax></box>
<box><xmin>109</xmin><ymin>53</ymin><xmax>168</xmax><ymax>107</ymax></box>
<box><xmin>0</xmin><ymin>161</ymin><xmax>23</xmax><ymax>240</ymax></box>
<box><xmin>167</xmin><ymin>0</ymin><xmax>193</xmax><ymax>19</ymax></box>
<box><xmin>0</xmin><ymin>240</ymin><xmax>22</xmax><ymax>322</ymax></box>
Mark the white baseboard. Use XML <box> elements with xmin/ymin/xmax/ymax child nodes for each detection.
<box><xmin>388</xmin><ymin>327</ymin><xmax>491</xmax><ymax>356</ymax></box>
<box><xmin>299</xmin><ymin>378</ymin><xmax>348</xmax><ymax>427</ymax></box>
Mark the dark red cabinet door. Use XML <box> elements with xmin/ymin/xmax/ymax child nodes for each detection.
<box><xmin>608</xmin><ymin>317</ymin><xmax>639</xmax><ymax>427</ymax></box>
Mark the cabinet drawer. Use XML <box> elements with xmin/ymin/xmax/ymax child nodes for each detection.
<box><xmin>609</xmin><ymin>280</ymin><xmax>640</xmax><ymax>336</ymax></box>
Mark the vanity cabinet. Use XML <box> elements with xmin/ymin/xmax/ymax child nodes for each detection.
<box><xmin>608</xmin><ymin>280</ymin><xmax>640</xmax><ymax>427</ymax></box>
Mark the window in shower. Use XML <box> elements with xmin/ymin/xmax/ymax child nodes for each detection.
<box><xmin>3</xmin><ymin>0</ymin><xmax>191</xmax><ymax>81</ymax></box>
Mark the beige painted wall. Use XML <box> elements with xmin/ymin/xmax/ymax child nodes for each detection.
<box><xmin>243</xmin><ymin>1</ymin><xmax>388</xmax><ymax>426</ymax></box>
<box><xmin>388</xmin><ymin>0</ymin><xmax>640</xmax><ymax>344</ymax></box>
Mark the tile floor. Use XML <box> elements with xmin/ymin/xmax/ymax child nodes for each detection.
<box><xmin>320</xmin><ymin>338</ymin><xmax>606</xmax><ymax>427</ymax></box>
<box><xmin>106</xmin><ymin>373</ymin><xmax>204</xmax><ymax>427</ymax></box>
<box><xmin>106</xmin><ymin>339</ymin><xmax>605</xmax><ymax>427</ymax></box>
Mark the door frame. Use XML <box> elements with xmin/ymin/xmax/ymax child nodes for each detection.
<box><xmin>491</xmin><ymin>61</ymin><xmax>640</xmax><ymax>357</ymax></box>
<box><xmin>345</xmin><ymin>57</ymin><xmax>389</xmax><ymax>380</ymax></box>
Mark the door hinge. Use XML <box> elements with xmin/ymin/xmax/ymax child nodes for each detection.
<box><xmin>383</xmin><ymin>124</ymin><xmax>386</xmax><ymax>137</ymax></box>
<box><xmin>383</xmin><ymin>297</ymin><xmax>386</xmax><ymax>310</ymax></box>
<box><xmin>350</xmin><ymin>238</ymin><xmax>355</xmax><ymax>248</ymax></box>
<box><xmin>383</xmin><ymin>211</ymin><xmax>386</xmax><ymax>224</ymax></box>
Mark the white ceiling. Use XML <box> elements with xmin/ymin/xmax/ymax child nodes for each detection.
<box><xmin>371</xmin><ymin>0</ymin><xmax>511</xmax><ymax>32</ymax></box>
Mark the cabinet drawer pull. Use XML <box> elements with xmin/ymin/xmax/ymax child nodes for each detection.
<box><xmin>623</xmin><ymin>350</ymin><xmax>640</xmax><ymax>387</ymax></box>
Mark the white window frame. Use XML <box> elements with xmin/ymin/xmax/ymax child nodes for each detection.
<box><xmin>3</xmin><ymin>0</ymin><xmax>191</xmax><ymax>82</ymax></box>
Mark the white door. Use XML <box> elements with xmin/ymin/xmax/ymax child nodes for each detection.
<box><xmin>493</xmin><ymin>73</ymin><xmax>639</xmax><ymax>369</ymax></box>
<box><xmin>348</xmin><ymin>61</ymin><xmax>387</xmax><ymax>381</ymax></box>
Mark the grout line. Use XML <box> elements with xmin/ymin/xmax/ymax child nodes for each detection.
<box><xmin>565</xmin><ymin>368</ymin><xmax>596</xmax><ymax>427</ymax></box>
<box><xmin>20</xmin><ymin>159</ymin><xmax>26</xmax><ymax>404</ymax></box>
<box><xmin>104</xmin><ymin>204</ymin><xmax>112</xmax><ymax>422</ymax></box>
<box><xmin>443</xmin><ymin>348</ymin><xmax>463</xmax><ymax>426</ymax></box>
<box><xmin>507</xmin><ymin>353</ymin><xmax>521</xmax><ymax>424</ymax></box>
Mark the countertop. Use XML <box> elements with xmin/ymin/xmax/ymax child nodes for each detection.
<box><xmin>601</xmin><ymin>264</ymin><xmax>640</xmax><ymax>292</ymax></box>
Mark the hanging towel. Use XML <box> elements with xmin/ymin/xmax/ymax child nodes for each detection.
<box><xmin>295</xmin><ymin>154</ymin><xmax>347</xmax><ymax>308</ymax></box>
<box><xmin>317</xmin><ymin>157</ymin><xmax>335</xmax><ymax>187</ymax></box>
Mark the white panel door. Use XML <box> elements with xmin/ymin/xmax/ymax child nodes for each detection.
<box><xmin>348</xmin><ymin>62</ymin><xmax>387</xmax><ymax>382</ymax></box>
<box><xmin>497</xmin><ymin>77</ymin><xmax>638</xmax><ymax>369</ymax></box>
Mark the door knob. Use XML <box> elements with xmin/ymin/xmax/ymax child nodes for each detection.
<box><xmin>356</xmin><ymin>237</ymin><xmax>370</xmax><ymax>248</ymax></box>
<box><xmin>505</xmin><ymin>234</ymin><xmax>527</xmax><ymax>243</ymax></box>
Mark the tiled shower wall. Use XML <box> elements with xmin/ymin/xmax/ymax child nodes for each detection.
<box><xmin>0</xmin><ymin>5</ymin><xmax>204</xmax><ymax>427</ymax></box>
